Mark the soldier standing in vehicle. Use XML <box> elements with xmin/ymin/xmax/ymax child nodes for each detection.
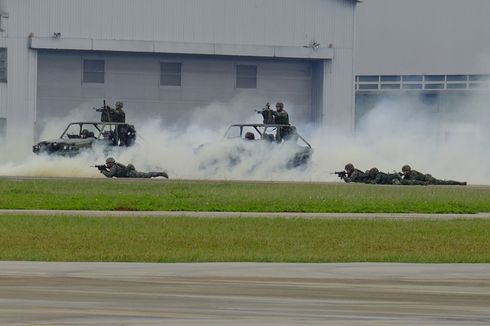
<box><xmin>113</xmin><ymin>101</ymin><xmax>126</xmax><ymax>123</ymax></box>
<box><xmin>272</xmin><ymin>102</ymin><xmax>290</xmax><ymax>142</ymax></box>
<box><xmin>400</xmin><ymin>165</ymin><xmax>466</xmax><ymax>186</ymax></box>
<box><xmin>98</xmin><ymin>157</ymin><xmax>169</xmax><ymax>179</ymax></box>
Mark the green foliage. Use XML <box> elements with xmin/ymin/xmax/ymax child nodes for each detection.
<box><xmin>0</xmin><ymin>178</ymin><xmax>489</xmax><ymax>213</ymax></box>
<box><xmin>0</xmin><ymin>216</ymin><xmax>489</xmax><ymax>263</ymax></box>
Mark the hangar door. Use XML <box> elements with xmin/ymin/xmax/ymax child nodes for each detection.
<box><xmin>37</xmin><ymin>51</ymin><xmax>314</xmax><ymax>126</ymax></box>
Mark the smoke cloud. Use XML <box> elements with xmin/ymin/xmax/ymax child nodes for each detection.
<box><xmin>0</xmin><ymin>93</ymin><xmax>488</xmax><ymax>184</ymax></box>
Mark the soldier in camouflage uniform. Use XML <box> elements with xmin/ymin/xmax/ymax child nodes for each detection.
<box><xmin>342</xmin><ymin>163</ymin><xmax>369</xmax><ymax>183</ymax></box>
<box><xmin>100</xmin><ymin>157</ymin><xmax>169</xmax><ymax>179</ymax></box>
<box><xmin>365</xmin><ymin>167</ymin><xmax>428</xmax><ymax>185</ymax></box>
<box><xmin>401</xmin><ymin>165</ymin><xmax>466</xmax><ymax>186</ymax></box>
<box><xmin>364</xmin><ymin>167</ymin><xmax>402</xmax><ymax>185</ymax></box>
<box><xmin>271</xmin><ymin>102</ymin><xmax>290</xmax><ymax>142</ymax></box>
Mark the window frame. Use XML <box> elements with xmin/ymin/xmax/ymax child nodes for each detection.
<box><xmin>0</xmin><ymin>48</ymin><xmax>7</xmax><ymax>83</ymax></box>
<box><xmin>82</xmin><ymin>59</ymin><xmax>105</xmax><ymax>84</ymax></box>
<box><xmin>160</xmin><ymin>62</ymin><xmax>182</xmax><ymax>87</ymax></box>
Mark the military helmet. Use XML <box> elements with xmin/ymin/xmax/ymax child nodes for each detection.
<box><xmin>401</xmin><ymin>165</ymin><xmax>411</xmax><ymax>172</ymax></box>
<box><xmin>106</xmin><ymin>157</ymin><xmax>116</xmax><ymax>164</ymax></box>
<box><xmin>275</xmin><ymin>102</ymin><xmax>284</xmax><ymax>109</ymax></box>
<box><xmin>368</xmin><ymin>167</ymin><xmax>379</xmax><ymax>176</ymax></box>
<box><xmin>344</xmin><ymin>163</ymin><xmax>354</xmax><ymax>171</ymax></box>
<box><xmin>115</xmin><ymin>101</ymin><xmax>124</xmax><ymax>108</ymax></box>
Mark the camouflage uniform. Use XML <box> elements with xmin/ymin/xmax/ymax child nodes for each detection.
<box><xmin>366</xmin><ymin>170</ymin><xmax>402</xmax><ymax>185</ymax></box>
<box><xmin>271</xmin><ymin>102</ymin><xmax>290</xmax><ymax>142</ymax></box>
<box><xmin>401</xmin><ymin>165</ymin><xmax>466</xmax><ymax>186</ymax></box>
<box><xmin>342</xmin><ymin>163</ymin><xmax>368</xmax><ymax>183</ymax></box>
<box><xmin>101</xmin><ymin>158</ymin><xmax>168</xmax><ymax>179</ymax></box>
<box><xmin>101</xmin><ymin>162</ymin><xmax>130</xmax><ymax>178</ymax></box>
<box><xmin>126</xmin><ymin>164</ymin><xmax>168</xmax><ymax>178</ymax></box>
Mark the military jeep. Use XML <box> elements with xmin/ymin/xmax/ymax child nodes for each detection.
<box><xmin>196</xmin><ymin>123</ymin><xmax>313</xmax><ymax>172</ymax></box>
<box><xmin>32</xmin><ymin>121</ymin><xmax>136</xmax><ymax>156</ymax></box>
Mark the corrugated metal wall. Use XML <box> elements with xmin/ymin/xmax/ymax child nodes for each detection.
<box><xmin>1</xmin><ymin>0</ymin><xmax>356</xmax><ymax>147</ymax></box>
<box><xmin>37</xmin><ymin>51</ymin><xmax>313</xmax><ymax>128</ymax></box>
<box><xmin>7</xmin><ymin>0</ymin><xmax>354</xmax><ymax>48</ymax></box>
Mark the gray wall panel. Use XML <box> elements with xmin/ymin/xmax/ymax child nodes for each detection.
<box><xmin>36</xmin><ymin>52</ymin><xmax>314</xmax><ymax>133</ymax></box>
<box><xmin>356</xmin><ymin>0</ymin><xmax>490</xmax><ymax>75</ymax></box>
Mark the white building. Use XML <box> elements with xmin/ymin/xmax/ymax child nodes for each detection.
<box><xmin>0</xmin><ymin>0</ymin><xmax>358</xmax><ymax>144</ymax></box>
<box><xmin>355</xmin><ymin>0</ymin><xmax>490</xmax><ymax>126</ymax></box>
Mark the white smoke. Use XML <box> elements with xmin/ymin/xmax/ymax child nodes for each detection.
<box><xmin>0</xmin><ymin>93</ymin><xmax>488</xmax><ymax>184</ymax></box>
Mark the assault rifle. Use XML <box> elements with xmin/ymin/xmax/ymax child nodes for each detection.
<box><xmin>93</xmin><ymin>100</ymin><xmax>114</xmax><ymax>122</ymax></box>
<box><xmin>254</xmin><ymin>102</ymin><xmax>274</xmax><ymax>124</ymax></box>
<box><xmin>331</xmin><ymin>171</ymin><xmax>347</xmax><ymax>178</ymax></box>
<box><xmin>91</xmin><ymin>164</ymin><xmax>108</xmax><ymax>172</ymax></box>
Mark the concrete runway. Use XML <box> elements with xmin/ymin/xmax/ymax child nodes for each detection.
<box><xmin>0</xmin><ymin>262</ymin><xmax>489</xmax><ymax>325</ymax></box>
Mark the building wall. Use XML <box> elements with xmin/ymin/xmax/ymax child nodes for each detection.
<box><xmin>356</xmin><ymin>0</ymin><xmax>490</xmax><ymax>75</ymax></box>
<box><xmin>37</xmin><ymin>51</ymin><xmax>314</xmax><ymax>130</ymax></box>
<box><xmin>0</xmin><ymin>0</ymin><xmax>357</xmax><ymax>146</ymax></box>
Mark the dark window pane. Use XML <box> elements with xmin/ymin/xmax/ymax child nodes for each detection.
<box><xmin>160</xmin><ymin>62</ymin><xmax>182</xmax><ymax>86</ymax></box>
<box><xmin>236</xmin><ymin>65</ymin><xmax>257</xmax><ymax>89</ymax></box>
<box><xmin>380</xmin><ymin>83</ymin><xmax>400</xmax><ymax>89</ymax></box>
<box><xmin>83</xmin><ymin>60</ymin><xmax>104</xmax><ymax>83</ymax></box>
<box><xmin>83</xmin><ymin>71</ymin><xmax>104</xmax><ymax>83</ymax></box>
<box><xmin>380</xmin><ymin>75</ymin><xmax>401</xmax><ymax>82</ymax></box>
<box><xmin>0</xmin><ymin>48</ymin><xmax>6</xmax><ymax>82</ymax></box>
<box><xmin>402</xmin><ymin>84</ymin><xmax>423</xmax><ymax>89</ymax></box>
<box><xmin>469</xmin><ymin>74</ymin><xmax>490</xmax><ymax>82</ymax></box>
<box><xmin>83</xmin><ymin>60</ymin><xmax>104</xmax><ymax>72</ymax></box>
<box><xmin>425</xmin><ymin>75</ymin><xmax>445</xmax><ymax>82</ymax></box>
<box><xmin>236</xmin><ymin>76</ymin><xmax>257</xmax><ymax>89</ymax></box>
<box><xmin>447</xmin><ymin>75</ymin><xmax>467</xmax><ymax>82</ymax></box>
<box><xmin>358</xmin><ymin>75</ymin><xmax>379</xmax><ymax>82</ymax></box>
<box><xmin>424</xmin><ymin>83</ymin><xmax>444</xmax><ymax>89</ymax></box>
<box><xmin>402</xmin><ymin>75</ymin><xmax>423</xmax><ymax>82</ymax></box>
<box><xmin>447</xmin><ymin>83</ymin><xmax>467</xmax><ymax>89</ymax></box>
<box><xmin>358</xmin><ymin>84</ymin><xmax>378</xmax><ymax>90</ymax></box>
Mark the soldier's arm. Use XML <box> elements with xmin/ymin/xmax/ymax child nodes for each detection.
<box><xmin>101</xmin><ymin>165</ymin><xmax>117</xmax><ymax>178</ymax></box>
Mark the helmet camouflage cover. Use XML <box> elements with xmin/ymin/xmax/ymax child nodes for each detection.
<box><xmin>106</xmin><ymin>157</ymin><xmax>116</xmax><ymax>164</ymax></box>
<box><xmin>115</xmin><ymin>101</ymin><xmax>124</xmax><ymax>108</ymax></box>
<box><xmin>402</xmin><ymin>165</ymin><xmax>411</xmax><ymax>172</ymax></box>
<box><xmin>344</xmin><ymin>163</ymin><xmax>354</xmax><ymax>171</ymax></box>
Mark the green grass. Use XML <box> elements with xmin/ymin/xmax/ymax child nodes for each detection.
<box><xmin>0</xmin><ymin>216</ymin><xmax>488</xmax><ymax>263</ymax></box>
<box><xmin>1</xmin><ymin>178</ymin><xmax>489</xmax><ymax>213</ymax></box>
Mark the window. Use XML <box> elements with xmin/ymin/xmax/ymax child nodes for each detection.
<box><xmin>402</xmin><ymin>75</ymin><xmax>423</xmax><ymax>82</ymax></box>
<box><xmin>425</xmin><ymin>75</ymin><xmax>445</xmax><ymax>82</ymax></box>
<box><xmin>447</xmin><ymin>75</ymin><xmax>467</xmax><ymax>82</ymax></box>
<box><xmin>160</xmin><ymin>62</ymin><xmax>182</xmax><ymax>86</ymax></box>
<box><xmin>236</xmin><ymin>65</ymin><xmax>257</xmax><ymax>89</ymax></box>
<box><xmin>380</xmin><ymin>75</ymin><xmax>401</xmax><ymax>82</ymax></box>
<box><xmin>83</xmin><ymin>59</ymin><xmax>105</xmax><ymax>83</ymax></box>
<box><xmin>358</xmin><ymin>75</ymin><xmax>379</xmax><ymax>82</ymax></box>
<box><xmin>0</xmin><ymin>48</ymin><xmax>6</xmax><ymax>82</ymax></box>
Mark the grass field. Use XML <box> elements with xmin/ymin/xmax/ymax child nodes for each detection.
<box><xmin>0</xmin><ymin>216</ymin><xmax>489</xmax><ymax>263</ymax></box>
<box><xmin>1</xmin><ymin>177</ymin><xmax>489</xmax><ymax>263</ymax></box>
<box><xmin>1</xmin><ymin>178</ymin><xmax>489</xmax><ymax>213</ymax></box>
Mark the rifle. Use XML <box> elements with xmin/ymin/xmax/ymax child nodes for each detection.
<box><xmin>93</xmin><ymin>100</ymin><xmax>113</xmax><ymax>122</ymax></box>
<box><xmin>254</xmin><ymin>102</ymin><xmax>274</xmax><ymax>124</ymax></box>
<box><xmin>331</xmin><ymin>171</ymin><xmax>347</xmax><ymax>178</ymax></box>
<box><xmin>91</xmin><ymin>164</ymin><xmax>108</xmax><ymax>172</ymax></box>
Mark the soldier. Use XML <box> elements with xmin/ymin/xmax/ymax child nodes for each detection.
<box><xmin>364</xmin><ymin>167</ymin><xmax>401</xmax><ymax>185</ymax></box>
<box><xmin>113</xmin><ymin>101</ymin><xmax>126</xmax><ymax>123</ymax></box>
<box><xmin>401</xmin><ymin>165</ymin><xmax>466</xmax><ymax>186</ymax></box>
<box><xmin>342</xmin><ymin>163</ymin><xmax>368</xmax><ymax>183</ymax></box>
<box><xmin>271</xmin><ymin>102</ymin><xmax>290</xmax><ymax>142</ymax></box>
<box><xmin>98</xmin><ymin>157</ymin><xmax>169</xmax><ymax>179</ymax></box>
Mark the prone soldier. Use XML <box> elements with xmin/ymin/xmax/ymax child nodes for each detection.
<box><xmin>334</xmin><ymin>163</ymin><xmax>369</xmax><ymax>183</ymax></box>
<box><xmin>95</xmin><ymin>157</ymin><xmax>169</xmax><ymax>179</ymax></box>
<box><xmin>400</xmin><ymin>165</ymin><xmax>466</xmax><ymax>186</ymax></box>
